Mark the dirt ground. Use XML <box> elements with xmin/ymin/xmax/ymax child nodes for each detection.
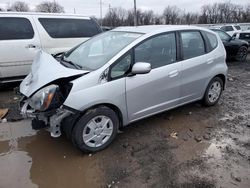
<box><xmin>0</xmin><ymin>55</ymin><xmax>250</xmax><ymax>188</ymax></box>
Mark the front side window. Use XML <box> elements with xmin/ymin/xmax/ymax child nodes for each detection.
<box><xmin>134</xmin><ymin>33</ymin><xmax>176</xmax><ymax>69</ymax></box>
<box><xmin>181</xmin><ymin>31</ymin><xmax>205</xmax><ymax>60</ymax></box>
<box><xmin>0</xmin><ymin>17</ymin><xmax>34</xmax><ymax>40</ymax></box>
<box><xmin>39</xmin><ymin>18</ymin><xmax>101</xmax><ymax>38</ymax></box>
<box><xmin>63</xmin><ymin>31</ymin><xmax>142</xmax><ymax>70</ymax></box>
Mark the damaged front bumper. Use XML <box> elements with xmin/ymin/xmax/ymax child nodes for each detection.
<box><xmin>20</xmin><ymin>100</ymin><xmax>73</xmax><ymax>137</ymax></box>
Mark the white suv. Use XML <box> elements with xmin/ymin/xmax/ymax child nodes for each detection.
<box><xmin>0</xmin><ymin>12</ymin><xmax>101</xmax><ymax>84</ymax></box>
<box><xmin>220</xmin><ymin>25</ymin><xmax>242</xmax><ymax>37</ymax></box>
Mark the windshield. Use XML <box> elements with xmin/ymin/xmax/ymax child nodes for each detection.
<box><xmin>213</xmin><ymin>30</ymin><xmax>231</xmax><ymax>41</ymax></box>
<box><xmin>63</xmin><ymin>31</ymin><xmax>142</xmax><ymax>70</ymax></box>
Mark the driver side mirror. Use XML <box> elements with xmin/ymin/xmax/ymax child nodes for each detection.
<box><xmin>230</xmin><ymin>33</ymin><xmax>237</xmax><ymax>41</ymax></box>
<box><xmin>131</xmin><ymin>62</ymin><xmax>151</xmax><ymax>75</ymax></box>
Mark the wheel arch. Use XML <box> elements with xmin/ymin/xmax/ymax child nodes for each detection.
<box><xmin>62</xmin><ymin>103</ymin><xmax>124</xmax><ymax>140</ymax></box>
<box><xmin>214</xmin><ymin>74</ymin><xmax>226</xmax><ymax>90</ymax></box>
<box><xmin>241</xmin><ymin>44</ymin><xmax>249</xmax><ymax>49</ymax></box>
<box><xmin>202</xmin><ymin>73</ymin><xmax>226</xmax><ymax>100</ymax></box>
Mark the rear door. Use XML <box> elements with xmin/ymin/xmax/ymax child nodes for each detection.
<box><xmin>178</xmin><ymin>30</ymin><xmax>211</xmax><ymax>104</ymax></box>
<box><xmin>125</xmin><ymin>32</ymin><xmax>181</xmax><ymax>122</ymax></box>
<box><xmin>0</xmin><ymin>15</ymin><xmax>41</xmax><ymax>79</ymax></box>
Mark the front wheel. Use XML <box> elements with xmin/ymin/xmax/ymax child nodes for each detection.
<box><xmin>203</xmin><ymin>77</ymin><xmax>223</xmax><ymax>106</ymax></box>
<box><xmin>235</xmin><ymin>46</ymin><xmax>248</xmax><ymax>62</ymax></box>
<box><xmin>72</xmin><ymin>106</ymin><xmax>119</xmax><ymax>153</ymax></box>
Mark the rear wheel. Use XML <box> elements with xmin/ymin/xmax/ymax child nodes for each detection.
<box><xmin>203</xmin><ymin>77</ymin><xmax>223</xmax><ymax>106</ymax></box>
<box><xmin>72</xmin><ymin>106</ymin><xmax>119</xmax><ymax>153</ymax></box>
<box><xmin>235</xmin><ymin>46</ymin><xmax>248</xmax><ymax>62</ymax></box>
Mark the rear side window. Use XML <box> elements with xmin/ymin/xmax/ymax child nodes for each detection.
<box><xmin>221</xmin><ymin>26</ymin><xmax>234</xmax><ymax>32</ymax></box>
<box><xmin>38</xmin><ymin>18</ymin><xmax>101</xmax><ymax>38</ymax></box>
<box><xmin>204</xmin><ymin>31</ymin><xmax>218</xmax><ymax>51</ymax></box>
<box><xmin>181</xmin><ymin>31</ymin><xmax>205</xmax><ymax>60</ymax></box>
<box><xmin>234</xmin><ymin>26</ymin><xmax>241</xmax><ymax>30</ymax></box>
<box><xmin>0</xmin><ymin>17</ymin><xmax>34</xmax><ymax>40</ymax></box>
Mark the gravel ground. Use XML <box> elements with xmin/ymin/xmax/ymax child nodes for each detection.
<box><xmin>0</xmin><ymin>55</ymin><xmax>250</xmax><ymax>188</ymax></box>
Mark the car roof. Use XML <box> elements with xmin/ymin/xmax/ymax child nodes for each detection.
<box><xmin>0</xmin><ymin>12</ymin><xmax>90</xmax><ymax>19</ymax></box>
<box><xmin>113</xmin><ymin>25</ymin><xmax>209</xmax><ymax>34</ymax></box>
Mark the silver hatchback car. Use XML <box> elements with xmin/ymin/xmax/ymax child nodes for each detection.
<box><xmin>20</xmin><ymin>25</ymin><xmax>227</xmax><ymax>152</ymax></box>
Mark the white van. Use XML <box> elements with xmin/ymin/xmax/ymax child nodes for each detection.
<box><xmin>0</xmin><ymin>12</ymin><xmax>102</xmax><ymax>84</ymax></box>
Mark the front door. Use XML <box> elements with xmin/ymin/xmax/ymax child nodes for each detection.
<box><xmin>125</xmin><ymin>32</ymin><xmax>181</xmax><ymax>122</ymax></box>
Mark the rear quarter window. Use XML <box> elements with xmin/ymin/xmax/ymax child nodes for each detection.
<box><xmin>234</xmin><ymin>26</ymin><xmax>241</xmax><ymax>30</ymax></box>
<box><xmin>204</xmin><ymin>31</ymin><xmax>218</xmax><ymax>51</ymax></box>
<box><xmin>38</xmin><ymin>18</ymin><xmax>101</xmax><ymax>38</ymax></box>
<box><xmin>0</xmin><ymin>17</ymin><xmax>34</xmax><ymax>40</ymax></box>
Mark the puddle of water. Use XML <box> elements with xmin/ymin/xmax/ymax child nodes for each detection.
<box><xmin>0</xmin><ymin>151</ymin><xmax>37</xmax><ymax>188</ymax></box>
<box><xmin>0</xmin><ymin>120</ymin><xmax>104</xmax><ymax>188</ymax></box>
<box><xmin>0</xmin><ymin>120</ymin><xmax>36</xmax><ymax>141</ymax></box>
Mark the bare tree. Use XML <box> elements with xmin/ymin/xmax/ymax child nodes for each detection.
<box><xmin>137</xmin><ymin>10</ymin><xmax>155</xmax><ymax>25</ymax></box>
<box><xmin>102</xmin><ymin>7</ymin><xmax>128</xmax><ymax>27</ymax></box>
<box><xmin>9</xmin><ymin>1</ymin><xmax>29</xmax><ymax>12</ymax></box>
<box><xmin>163</xmin><ymin>6</ymin><xmax>180</xmax><ymax>24</ymax></box>
<box><xmin>181</xmin><ymin>12</ymin><xmax>199</xmax><ymax>25</ymax></box>
<box><xmin>242</xmin><ymin>4</ymin><xmax>250</xmax><ymax>22</ymax></box>
<box><xmin>101</xmin><ymin>2</ymin><xmax>250</xmax><ymax>26</ymax></box>
<box><xmin>36</xmin><ymin>1</ymin><xmax>64</xmax><ymax>13</ymax></box>
<box><xmin>126</xmin><ymin>10</ymin><xmax>135</xmax><ymax>26</ymax></box>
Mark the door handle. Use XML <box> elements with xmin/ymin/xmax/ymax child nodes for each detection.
<box><xmin>206</xmin><ymin>58</ymin><xmax>214</xmax><ymax>64</ymax></box>
<box><xmin>25</xmin><ymin>44</ymin><xmax>37</xmax><ymax>49</ymax></box>
<box><xmin>168</xmin><ymin>70</ymin><xmax>179</xmax><ymax>78</ymax></box>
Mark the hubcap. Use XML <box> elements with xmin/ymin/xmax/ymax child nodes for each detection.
<box><xmin>83</xmin><ymin>115</ymin><xmax>113</xmax><ymax>148</ymax></box>
<box><xmin>208</xmin><ymin>81</ymin><xmax>222</xmax><ymax>103</ymax></box>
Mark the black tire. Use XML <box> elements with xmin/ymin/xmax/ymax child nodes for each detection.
<box><xmin>235</xmin><ymin>46</ymin><xmax>248</xmax><ymax>62</ymax></box>
<box><xmin>203</xmin><ymin>77</ymin><xmax>223</xmax><ymax>107</ymax></box>
<box><xmin>72</xmin><ymin>106</ymin><xmax>119</xmax><ymax>153</ymax></box>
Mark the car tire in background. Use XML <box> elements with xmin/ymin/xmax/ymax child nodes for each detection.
<box><xmin>203</xmin><ymin>77</ymin><xmax>223</xmax><ymax>106</ymax></box>
<box><xmin>72</xmin><ymin>106</ymin><xmax>119</xmax><ymax>153</ymax></box>
<box><xmin>235</xmin><ymin>46</ymin><xmax>248</xmax><ymax>62</ymax></box>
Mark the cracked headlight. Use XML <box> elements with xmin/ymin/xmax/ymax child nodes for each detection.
<box><xmin>29</xmin><ymin>85</ymin><xmax>59</xmax><ymax>111</ymax></box>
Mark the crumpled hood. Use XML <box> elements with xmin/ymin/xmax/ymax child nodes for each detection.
<box><xmin>20</xmin><ymin>51</ymin><xmax>88</xmax><ymax>97</ymax></box>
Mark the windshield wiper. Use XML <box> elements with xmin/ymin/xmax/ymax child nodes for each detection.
<box><xmin>60</xmin><ymin>55</ymin><xmax>82</xmax><ymax>70</ymax></box>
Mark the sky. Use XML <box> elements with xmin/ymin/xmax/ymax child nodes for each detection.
<box><xmin>0</xmin><ymin>0</ymin><xmax>249</xmax><ymax>17</ymax></box>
